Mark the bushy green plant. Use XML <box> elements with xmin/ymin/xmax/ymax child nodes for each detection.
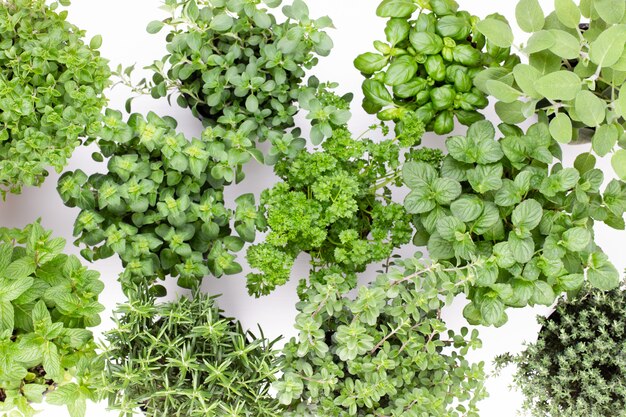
<box><xmin>355</xmin><ymin>0</ymin><xmax>518</xmax><ymax>135</ymax></box>
<box><xmin>475</xmin><ymin>0</ymin><xmax>626</xmax><ymax>179</ymax></box>
<box><xmin>403</xmin><ymin>120</ymin><xmax>626</xmax><ymax>325</ymax></box>
<box><xmin>0</xmin><ymin>221</ymin><xmax>104</xmax><ymax>417</ymax></box>
<box><xmin>245</xmin><ymin>84</ymin><xmax>427</xmax><ymax>296</ymax></box>
<box><xmin>100</xmin><ymin>289</ymin><xmax>282</xmax><ymax>417</ymax></box>
<box><xmin>58</xmin><ymin>109</ymin><xmax>262</xmax><ymax>293</ymax></box>
<box><xmin>275</xmin><ymin>253</ymin><xmax>487</xmax><ymax>416</ymax></box>
<box><xmin>0</xmin><ymin>0</ymin><xmax>110</xmax><ymax>196</ymax></box>
<box><xmin>123</xmin><ymin>0</ymin><xmax>333</xmax><ymax>164</ymax></box>
<box><xmin>496</xmin><ymin>285</ymin><xmax>626</xmax><ymax>417</ymax></box>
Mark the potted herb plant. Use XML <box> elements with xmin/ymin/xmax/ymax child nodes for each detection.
<box><xmin>0</xmin><ymin>221</ymin><xmax>105</xmax><ymax>417</ymax></box>
<box><xmin>474</xmin><ymin>0</ymin><xmax>626</xmax><ymax>180</ymax></box>
<box><xmin>496</xmin><ymin>285</ymin><xmax>626</xmax><ymax>417</ymax></box>
<box><xmin>0</xmin><ymin>0</ymin><xmax>110</xmax><ymax>196</ymax></box>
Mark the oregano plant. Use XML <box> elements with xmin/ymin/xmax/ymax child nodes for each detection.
<box><xmin>0</xmin><ymin>0</ymin><xmax>110</xmax><ymax>196</ymax></box>
<box><xmin>100</xmin><ymin>289</ymin><xmax>283</xmax><ymax>417</ymax></box>
<box><xmin>496</xmin><ymin>285</ymin><xmax>626</xmax><ymax>417</ymax></box>
<box><xmin>275</xmin><ymin>253</ymin><xmax>487</xmax><ymax>416</ymax></box>
<box><xmin>121</xmin><ymin>0</ymin><xmax>334</xmax><ymax>164</ymax></box>
<box><xmin>355</xmin><ymin>0</ymin><xmax>518</xmax><ymax>135</ymax></box>
<box><xmin>0</xmin><ymin>221</ymin><xmax>105</xmax><ymax>417</ymax></box>
<box><xmin>403</xmin><ymin>119</ymin><xmax>626</xmax><ymax>326</ymax></box>
<box><xmin>58</xmin><ymin>110</ymin><xmax>263</xmax><ymax>293</ymax></box>
<box><xmin>475</xmin><ymin>0</ymin><xmax>626</xmax><ymax>179</ymax></box>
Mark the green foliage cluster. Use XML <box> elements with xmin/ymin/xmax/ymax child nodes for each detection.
<box><xmin>58</xmin><ymin>109</ymin><xmax>264</xmax><ymax>293</ymax></box>
<box><xmin>245</xmin><ymin>86</ymin><xmax>425</xmax><ymax>296</ymax></box>
<box><xmin>101</xmin><ymin>289</ymin><xmax>282</xmax><ymax>417</ymax></box>
<box><xmin>355</xmin><ymin>0</ymin><xmax>518</xmax><ymax>135</ymax></box>
<box><xmin>275</xmin><ymin>253</ymin><xmax>486</xmax><ymax>416</ymax></box>
<box><xmin>132</xmin><ymin>0</ymin><xmax>334</xmax><ymax>163</ymax></box>
<box><xmin>496</xmin><ymin>286</ymin><xmax>626</xmax><ymax>417</ymax></box>
<box><xmin>404</xmin><ymin>120</ymin><xmax>625</xmax><ymax>325</ymax></box>
<box><xmin>0</xmin><ymin>0</ymin><xmax>110</xmax><ymax>196</ymax></box>
<box><xmin>476</xmin><ymin>0</ymin><xmax>626</xmax><ymax>179</ymax></box>
<box><xmin>0</xmin><ymin>222</ymin><xmax>104</xmax><ymax>417</ymax></box>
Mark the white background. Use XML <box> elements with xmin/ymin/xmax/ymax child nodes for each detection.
<box><xmin>1</xmin><ymin>1</ymin><xmax>625</xmax><ymax>416</ymax></box>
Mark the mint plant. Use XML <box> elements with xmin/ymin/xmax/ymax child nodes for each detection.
<box><xmin>0</xmin><ymin>221</ymin><xmax>104</xmax><ymax>417</ymax></box>
<box><xmin>122</xmin><ymin>0</ymin><xmax>333</xmax><ymax>164</ymax></box>
<box><xmin>101</xmin><ymin>289</ymin><xmax>282</xmax><ymax>417</ymax></box>
<box><xmin>58</xmin><ymin>110</ymin><xmax>262</xmax><ymax>293</ymax></box>
<box><xmin>496</xmin><ymin>285</ymin><xmax>626</xmax><ymax>417</ymax></box>
<box><xmin>275</xmin><ymin>253</ymin><xmax>487</xmax><ymax>416</ymax></box>
<box><xmin>475</xmin><ymin>0</ymin><xmax>626</xmax><ymax>179</ymax></box>
<box><xmin>0</xmin><ymin>0</ymin><xmax>110</xmax><ymax>196</ymax></box>
<box><xmin>245</xmin><ymin>83</ymin><xmax>424</xmax><ymax>296</ymax></box>
<box><xmin>403</xmin><ymin>120</ymin><xmax>626</xmax><ymax>326</ymax></box>
<box><xmin>355</xmin><ymin>0</ymin><xmax>518</xmax><ymax>135</ymax></box>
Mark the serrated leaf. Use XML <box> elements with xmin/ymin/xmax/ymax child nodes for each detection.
<box><xmin>480</xmin><ymin>297</ymin><xmax>505</xmax><ymax>326</ymax></box>
<box><xmin>512</xmin><ymin>199</ymin><xmax>543</xmax><ymax>230</ymax></box>
<box><xmin>587</xmin><ymin>257</ymin><xmax>620</xmax><ymax>290</ymax></box>
<box><xmin>562</xmin><ymin>227</ymin><xmax>591</xmax><ymax>252</ymax></box>
<box><xmin>0</xmin><ymin>276</ymin><xmax>33</xmax><ymax>301</ymax></box>
<box><xmin>531</xmin><ymin>280</ymin><xmax>555</xmax><ymax>305</ymax></box>
<box><xmin>0</xmin><ymin>300</ymin><xmax>14</xmax><ymax>332</ymax></box>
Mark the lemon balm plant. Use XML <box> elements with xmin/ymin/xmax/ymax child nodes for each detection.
<box><xmin>0</xmin><ymin>0</ymin><xmax>110</xmax><ymax>196</ymax></box>
<box><xmin>475</xmin><ymin>0</ymin><xmax>626</xmax><ymax>179</ymax></box>
<box><xmin>0</xmin><ymin>221</ymin><xmax>105</xmax><ymax>417</ymax></box>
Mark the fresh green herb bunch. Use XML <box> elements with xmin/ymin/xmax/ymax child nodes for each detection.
<box><xmin>133</xmin><ymin>0</ymin><xmax>333</xmax><ymax>162</ymax></box>
<box><xmin>245</xmin><ymin>85</ymin><xmax>423</xmax><ymax>296</ymax></box>
<box><xmin>355</xmin><ymin>0</ymin><xmax>518</xmax><ymax>135</ymax></box>
<box><xmin>404</xmin><ymin>120</ymin><xmax>626</xmax><ymax>326</ymax></box>
<box><xmin>496</xmin><ymin>285</ymin><xmax>626</xmax><ymax>417</ymax></box>
<box><xmin>275</xmin><ymin>253</ymin><xmax>487</xmax><ymax>416</ymax></box>
<box><xmin>0</xmin><ymin>221</ymin><xmax>105</xmax><ymax>417</ymax></box>
<box><xmin>101</xmin><ymin>289</ymin><xmax>282</xmax><ymax>417</ymax></box>
<box><xmin>0</xmin><ymin>0</ymin><xmax>110</xmax><ymax>196</ymax></box>
<box><xmin>475</xmin><ymin>0</ymin><xmax>626</xmax><ymax>179</ymax></box>
<box><xmin>58</xmin><ymin>109</ymin><xmax>262</xmax><ymax>293</ymax></box>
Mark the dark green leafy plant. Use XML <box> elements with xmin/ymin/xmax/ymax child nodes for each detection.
<box><xmin>123</xmin><ymin>0</ymin><xmax>333</xmax><ymax>163</ymax></box>
<box><xmin>496</xmin><ymin>285</ymin><xmax>626</xmax><ymax>417</ymax></box>
<box><xmin>0</xmin><ymin>0</ymin><xmax>110</xmax><ymax>196</ymax></box>
<box><xmin>475</xmin><ymin>0</ymin><xmax>626</xmax><ymax>179</ymax></box>
<box><xmin>403</xmin><ymin>119</ymin><xmax>626</xmax><ymax>326</ymax></box>
<box><xmin>101</xmin><ymin>289</ymin><xmax>282</xmax><ymax>417</ymax></box>
<box><xmin>355</xmin><ymin>0</ymin><xmax>518</xmax><ymax>135</ymax></box>
<box><xmin>0</xmin><ymin>221</ymin><xmax>104</xmax><ymax>417</ymax></box>
<box><xmin>275</xmin><ymin>253</ymin><xmax>487</xmax><ymax>416</ymax></box>
<box><xmin>58</xmin><ymin>110</ymin><xmax>262</xmax><ymax>293</ymax></box>
<box><xmin>245</xmin><ymin>84</ymin><xmax>426</xmax><ymax>296</ymax></box>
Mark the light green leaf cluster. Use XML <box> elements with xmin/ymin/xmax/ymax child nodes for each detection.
<box><xmin>476</xmin><ymin>0</ymin><xmax>626</xmax><ymax>179</ymax></box>
<box><xmin>101</xmin><ymin>289</ymin><xmax>283</xmax><ymax>417</ymax></box>
<box><xmin>404</xmin><ymin>120</ymin><xmax>625</xmax><ymax>326</ymax></box>
<box><xmin>58</xmin><ymin>110</ymin><xmax>264</xmax><ymax>293</ymax></box>
<box><xmin>0</xmin><ymin>221</ymin><xmax>104</xmax><ymax>417</ymax></box>
<box><xmin>276</xmin><ymin>253</ymin><xmax>486</xmax><ymax>416</ymax></box>
<box><xmin>497</xmin><ymin>285</ymin><xmax>626</xmax><ymax>417</ymax></box>
<box><xmin>355</xmin><ymin>0</ymin><xmax>519</xmax><ymax>135</ymax></box>
<box><xmin>132</xmin><ymin>0</ymin><xmax>334</xmax><ymax>164</ymax></box>
<box><xmin>0</xmin><ymin>0</ymin><xmax>110</xmax><ymax>196</ymax></box>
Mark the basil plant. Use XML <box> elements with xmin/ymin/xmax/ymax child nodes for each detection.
<box><xmin>355</xmin><ymin>0</ymin><xmax>518</xmax><ymax>135</ymax></box>
<box><xmin>475</xmin><ymin>0</ymin><xmax>626</xmax><ymax>180</ymax></box>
